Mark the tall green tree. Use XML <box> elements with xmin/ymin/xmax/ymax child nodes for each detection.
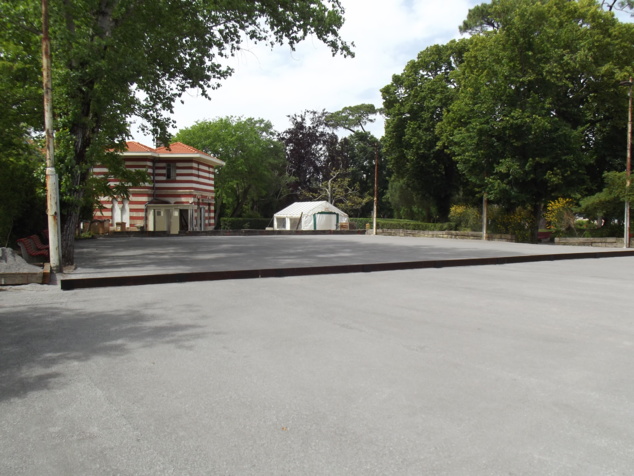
<box><xmin>338</xmin><ymin>131</ymin><xmax>390</xmax><ymax>217</ymax></box>
<box><xmin>301</xmin><ymin>168</ymin><xmax>372</xmax><ymax>216</ymax></box>
<box><xmin>442</xmin><ymin>0</ymin><xmax>634</xmax><ymax>239</ymax></box>
<box><xmin>174</xmin><ymin>117</ymin><xmax>288</xmax><ymax>222</ymax></box>
<box><xmin>381</xmin><ymin>40</ymin><xmax>467</xmax><ymax>221</ymax></box>
<box><xmin>0</xmin><ymin>1</ymin><xmax>47</xmax><ymax>246</ymax></box>
<box><xmin>578</xmin><ymin>171</ymin><xmax>633</xmax><ymax>225</ymax></box>
<box><xmin>325</xmin><ymin>103</ymin><xmax>379</xmax><ymax>133</ymax></box>
<box><xmin>279</xmin><ymin>110</ymin><xmax>341</xmax><ymax>200</ymax></box>
<box><xmin>1</xmin><ymin>0</ymin><xmax>352</xmax><ymax>264</ymax></box>
<box><xmin>325</xmin><ymin>104</ymin><xmax>388</xmax><ymax>217</ymax></box>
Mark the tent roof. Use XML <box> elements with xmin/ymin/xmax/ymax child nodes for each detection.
<box><xmin>274</xmin><ymin>201</ymin><xmax>348</xmax><ymax>217</ymax></box>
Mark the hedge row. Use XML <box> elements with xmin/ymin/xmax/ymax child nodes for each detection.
<box><xmin>220</xmin><ymin>218</ymin><xmax>272</xmax><ymax>230</ymax></box>
<box><xmin>220</xmin><ymin>216</ymin><xmax>455</xmax><ymax>231</ymax></box>
<box><xmin>348</xmin><ymin>218</ymin><xmax>455</xmax><ymax>231</ymax></box>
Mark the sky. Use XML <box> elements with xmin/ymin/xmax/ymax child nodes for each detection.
<box><xmin>131</xmin><ymin>0</ymin><xmax>481</xmax><ymax>144</ymax></box>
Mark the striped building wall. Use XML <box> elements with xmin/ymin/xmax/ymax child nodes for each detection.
<box><xmin>93</xmin><ymin>142</ymin><xmax>223</xmax><ymax>232</ymax></box>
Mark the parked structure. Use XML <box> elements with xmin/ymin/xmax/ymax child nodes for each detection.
<box><xmin>93</xmin><ymin>142</ymin><xmax>224</xmax><ymax>233</ymax></box>
<box><xmin>273</xmin><ymin>201</ymin><xmax>349</xmax><ymax>231</ymax></box>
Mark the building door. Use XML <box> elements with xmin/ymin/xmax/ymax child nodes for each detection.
<box><xmin>179</xmin><ymin>209</ymin><xmax>189</xmax><ymax>232</ymax></box>
<box><xmin>169</xmin><ymin>209</ymin><xmax>180</xmax><ymax>234</ymax></box>
<box><xmin>153</xmin><ymin>209</ymin><xmax>167</xmax><ymax>231</ymax></box>
<box><xmin>199</xmin><ymin>207</ymin><xmax>206</xmax><ymax>231</ymax></box>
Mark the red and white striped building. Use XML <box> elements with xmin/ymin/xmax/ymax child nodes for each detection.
<box><xmin>93</xmin><ymin>141</ymin><xmax>224</xmax><ymax>233</ymax></box>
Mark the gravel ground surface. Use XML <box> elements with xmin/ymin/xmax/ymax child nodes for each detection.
<box><xmin>2</xmin><ymin>235</ymin><xmax>633</xmax><ymax>475</ymax></box>
<box><xmin>0</xmin><ymin>248</ymin><xmax>42</xmax><ymax>273</ymax></box>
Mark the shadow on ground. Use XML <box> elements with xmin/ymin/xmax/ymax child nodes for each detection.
<box><xmin>0</xmin><ymin>303</ymin><xmax>205</xmax><ymax>402</ymax></box>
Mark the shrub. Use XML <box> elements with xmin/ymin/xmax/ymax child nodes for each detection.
<box><xmin>219</xmin><ymin>218</ymin><xmax>271</xmax><ymax>230</ymax></box>
<box><xmin>348</xmin><ymin>218</ymin><xmax>455</xmax><ymax>231</ymax></box>
<box><xmin>449</xmin><ymin>205</ymin><xmax>481</xmax><ymax>231</ymax></box>
<box><xmin>486</xmin><ymin>206</ymin><xmax>534</xmax><ymax>242</ymax></box>
<box><xmin>544</xmin><ymin>198</ymin><xmax>577</xmax><ymax>236</ymax></box>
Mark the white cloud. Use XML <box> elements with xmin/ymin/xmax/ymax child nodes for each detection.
<box><xmin>132</xmin><ymin>0</ymin><xmax>478</xmax><ymax>144</ymax></box>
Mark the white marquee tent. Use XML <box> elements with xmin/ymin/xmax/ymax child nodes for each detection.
<box><xmin>273</xmin><ymin>201</ymin><xmax>349</xmax><ymax>231</ymax></box>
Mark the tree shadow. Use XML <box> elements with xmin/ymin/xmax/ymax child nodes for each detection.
<box><xmin>0</xmin><ymin>303</ymin><xmax>205</xmax><ymax>402</ymax></box>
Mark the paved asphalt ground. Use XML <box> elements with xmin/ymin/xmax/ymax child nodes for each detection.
<box><xmin>1</xmin><ymin>235</ymin><xmax>634</xmax><ymax>475</ymax></box>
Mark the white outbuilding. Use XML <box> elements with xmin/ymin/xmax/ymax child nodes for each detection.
<box><xmin>273</xmin><ymin>201</ymin><xmax>349</xmax><ymax>231</ymax></box>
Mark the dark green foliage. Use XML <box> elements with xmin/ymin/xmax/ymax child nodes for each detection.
<box><xmin>381</xmin><ymin>41</ymin><xmax>467</xmax><ymax>221</ymax></box>
<box><xmin>348</xmin><ymin>218</ymin><xmax>455</xmax><ymax>231</ymax></box>
<box><xmin>578</xmin><ymin>171</ymin><xmax>633</xmax><ymax>222</ymax></box>
<box><xmin>0</xmin><ymin>148</ymin><xmax>47</xmax><ymax>247</ymax></box>
<box><xmin>220</xmin><ymin>218</ymin><xmax>271</xmax><ymax>230</ymax></box>
<box><xmin>324</xmin><ymin>104</ymin><xmax>380</xmax><ymax>133</ymax></box>
<box><xmin>441</xmin><ymin>0</ymin><xmax>634</xmax><ymax>239</ymax></box>
<box><xmin>279</xmin><ymin>110</ymin><xmax>341</xmax><ymax>200</ymax></box>
<box><xmin>174</xmin><ymin>117</ymin><xmax>289</xmax><ymax>223</ymax></box>
<box><xmin>322</xmin><ymin>105</ymin><xmax>389</xmax><ymax>218</ymax></box>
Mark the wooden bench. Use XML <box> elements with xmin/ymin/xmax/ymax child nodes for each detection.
<box><xmin>537</xmin><ymin>231</ymin><xmax>552</xmax><ymax>242</ymax></box>
<box><xmin>28</xmin><ymin>234</ymin><xmax>49</xmax><ymax>250</ymax></box>
<box><xmin>17</xmin><ymin>237</ymin><xmax>49</xmax><ymax>264</ymax></box>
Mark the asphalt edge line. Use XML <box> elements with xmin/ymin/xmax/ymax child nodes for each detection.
<box><xmin>59</xmin><ymin>250</ymin><xmax>634</xmax><ymax>291</ymax></box>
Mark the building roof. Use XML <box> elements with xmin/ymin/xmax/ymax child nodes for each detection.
<box><xmin>125</xmin><ymin>141</ymin><xmax>156</xmax><ymax>153</ymax></box>
<box><xmin>122</xmin><ymin>141</ymin><xmax>224</xmax><ymax>167</ymax></box>
<box><xmin>154</xmin><ymin>142</ymin><xmax>206</xmax><ymax>155</ymax></box>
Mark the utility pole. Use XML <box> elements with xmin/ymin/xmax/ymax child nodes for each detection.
<box><xmin>620</xmin><ymin>78</ymin><xmax>632</xmax><ymax>248</ymax></box>
<box><xmin>373</xmin><ymin>142</ymin><xmax>378</xmax><ymax>235</ymax></box>
<box><xmin>42</xmin><ymin>0</ymin><xmax>62</xmax><ymax>270</ymax></box>
<box><xmin>482</xmin><ymin>192</ymin><xmax>488</xmax><ymax>240</ymax></box>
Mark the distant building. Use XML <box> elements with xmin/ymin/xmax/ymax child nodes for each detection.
<box><xmin>92</xmin><ymin>141</ymin><xmax>224</xmax><ymax>233</ymax></box>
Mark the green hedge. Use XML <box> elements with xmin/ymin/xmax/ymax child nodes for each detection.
<box><xmin>349</xmin><ymin>218</ymin><xmax>455</xmax><ymax>231</ymax></box>
<box><xmin>220</xmin><ymin>218</ymin><xmax>271</xmax><ymax>230</ymax></box>
<box><xmin>220</xmin><ymin>217</ymin><xmax>455</xmax><ymax>231</ymax></box>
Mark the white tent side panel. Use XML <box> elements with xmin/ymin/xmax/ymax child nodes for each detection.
<box><xmin>312</xmin><ymin>212</ymin><xmax>336</xmax><ymax>230</ymax></box>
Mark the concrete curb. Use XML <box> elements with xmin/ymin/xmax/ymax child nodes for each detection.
<box><xmin>60</xmin><ymin>249</ymin><xmax>634</xmax><ymax>291</ymax></box>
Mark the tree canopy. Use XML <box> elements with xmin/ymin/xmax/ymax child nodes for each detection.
<box><xmin>324</xmin><ymin>103</ymin><xmax>379</xmax><ymax>133</ymax></box>
<box><xmin>445</xmin><ymin>0</ymin><xmax>634</xmax><ymax>230</ymax></box>
<box><xmin>382</xmin><ymin>0</ymin><xmax>634</xmax><ymax>235</ymax></box>
<box><xmin>279</xmin><ymin>110</ymin><xmax>341</xmax><ymax>199</ymax></box>
<box><xmin>174</xmin><ymin>117</ymin><xmax>288</xmax><ymax>221</ymax></box>
<box><xmin>381</xmin><ymin>40</ymin><xmax>467</xmax><ymax>221</ymax></box>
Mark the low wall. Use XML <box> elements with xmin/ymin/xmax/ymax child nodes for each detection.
<box><xmin>555</xmin><ymin>237</ymin><xmax>631</xmax><ymax>248</ymax></box>
<box><xmin>369</xmin><ymin>229</ymin><xmax>515</xmax><ymax>242</ymax></box>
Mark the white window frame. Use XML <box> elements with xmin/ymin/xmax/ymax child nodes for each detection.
<box><xmin>165</xmin><ymin>163</ymin><xmax>176</xmax><ymax>180</ymax></box>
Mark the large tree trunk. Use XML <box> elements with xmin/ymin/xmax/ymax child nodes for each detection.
<box><xmin>61</xmin><ymin>209</ymin><xmax>79</xmax><ymax>267</ymax></box>
<box><xmin>230</xmin><ymin>185</ymin><xmax>252</xmax><ymax>218</ymax></box>
<box><xmin>61</xmin><ymin>170</ymin><xmax>89</xmax><ymax>267</ymax></box>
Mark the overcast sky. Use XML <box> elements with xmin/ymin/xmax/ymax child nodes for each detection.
<box><xmin>131</xmin><ymin>0</ymin><xmax>482</xmax><ymax>144</ymax></box>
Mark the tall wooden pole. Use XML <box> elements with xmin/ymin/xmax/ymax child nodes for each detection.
<box><xmin>621</xmin><ymin>78</ymin><xmax>632</xmax><ymax>248</ymax></box>
<box><xmin>42</xmin><ymin>0</ymin><xmax>62</xmax><ymax>270</ymax></box>
<box><xmin>373</xmin><ymin>143</ymin><xmax>378</xmax><ymax>235</ymax></box>
<box><xmin>482</xmin><ymin>192</ymin><xmax>488</xmax><ymax>240</ymax></box>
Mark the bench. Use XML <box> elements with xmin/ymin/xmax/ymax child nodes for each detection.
<box><xmin>17</xmin><ymin>237</ymin><xmax>49</xmax><ymax>264</ymax></box>
<box><xmin>537</xmin><ymin>231</ymin><xmax>552</xmax><ymax>242</ymax></box>
<box><xmin>28</xmin><ymin>234</ymin><xmax>49</xmax><ymax>250</ymax></box>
